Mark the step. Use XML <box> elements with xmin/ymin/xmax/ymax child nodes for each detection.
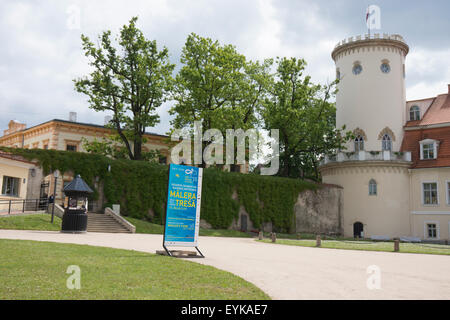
<box><xmin>86</xmin><ymin>213</ymin><xmax>132</xmax><ymax>233</ymax></box>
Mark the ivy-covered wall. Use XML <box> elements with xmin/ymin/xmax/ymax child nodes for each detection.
<box><xmin>1</xmin><ymin>147</ymin><xmax>319</xmax><ymax>232</ymax></box>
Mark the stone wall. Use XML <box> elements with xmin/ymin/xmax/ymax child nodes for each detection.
<box><xmin>294</xmin><ymin>185</ymin><xmax>343</xmax><ymax>235</ymax></box>
<box><xmin>26</xmin><ymin>166</ymin><xmax>45</xmax><ymax>200</ymax></box>
<box><xmin>223</xmin><ymin>184</ymin><xmax>343</xmax><ymax>235</ymax></box>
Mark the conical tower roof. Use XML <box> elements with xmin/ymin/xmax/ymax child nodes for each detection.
<box><xmin>63</xmin><ymin>174</ymin><xmax>93</xmax><ymax>196</ymax></box>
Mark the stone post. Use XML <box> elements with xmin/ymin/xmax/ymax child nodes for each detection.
<box><xmin>316</xmin><ymin>235</ymin><xmax>321</xmax><ymax>247</ymax></box>
<box><xmin>296</xmin><ymin>233</ymin><xmax>301</xmax><ymax>240</ymax></box>
<box><xmin>394</xmin><ymin>239</ymin><xmax>400</xmax><ymax>252</ymax></box>
<box><xmin>258</xmin><ymin>231</ymin><xmax>263</xmax><ymax>240</ymax></box>
<box><xmin>271</xmin><ymin>232</ymin><xmax>276</xmax><ymax>243</ymax></box>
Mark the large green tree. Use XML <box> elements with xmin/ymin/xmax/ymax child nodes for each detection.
<box><xmin>261</xmin><ymin>57</ymin><xmax>352</xmax><ymax>180</ymax></box>
<box><xmin>74</xmin><ymin>17</ymin><xmax>174</xmax><ymax>160</ymax></box>
<box><xmin>170</xmin><ymin>33</ymin><xmax>271</xmax><ymax>167</ymax></box>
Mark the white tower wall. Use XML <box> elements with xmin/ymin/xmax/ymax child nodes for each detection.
<box><xmin>333</xmin><ymin>35</ymin><xmax>409</xmax><ymax>152</ymax></box>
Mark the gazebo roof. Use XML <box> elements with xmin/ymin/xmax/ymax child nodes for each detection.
<box><xmin>63</xmin><ymin>174</ymin><xmax>94</xmax><ymax>195</ymax></box>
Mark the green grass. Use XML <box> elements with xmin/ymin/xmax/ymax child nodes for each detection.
<box><xmin>0</xmin><ymin>214</ymin><xmax>61</xmax><ymax>231</ymax></box>
<box><xmin>0</xmin><ymin>239</ymin><xmax>269</xmax><ymax>300</ymax></box>
<box><xmin>0</xmin><ymin>214</ymin><xmax>251</xmax><ymax>238</ymax></box>
<box><xmin>125</xmin><ymin>216</ymin><xmax>252</xmax><ymax>238</ymax></box>
<box><xmin>259</xmin><ymin>238</ymin><xmax>450</xmax><ymax>255</ymax></box>
<box><xmin>262</xmin><ymin>232</ymin><xmax>360</xmax><ymax>241</ymax></box>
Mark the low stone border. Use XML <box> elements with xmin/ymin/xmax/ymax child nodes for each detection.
<box><xmin>104</xmin><ymin>207</ymin><xmax>136</xmax><ymax>233</ymax></box>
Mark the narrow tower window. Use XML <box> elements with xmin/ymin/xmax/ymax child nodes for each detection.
<box><xmin>369</xmin><ymin>179</ymin><xmax>377</xmax><ymax>196</ymax></box>
<box><xmin>409</xmin><ymin>105</ymin><xmax>420</xmax><ymax>121</ymax></box>
<box><xmin>354</xmin><ymin>135</ymin><xmax>364</xmax><ymax>152</ymax></box>
<box><xmin>382</xmin><ymin>134</ymin><xmax>392</xmax><ymax>151</ymax></box>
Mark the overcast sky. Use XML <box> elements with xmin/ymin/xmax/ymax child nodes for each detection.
<box><xmin>1</xmin><ymin>0</ymin><xmax>449</xmax><ymax>135</ymax></box>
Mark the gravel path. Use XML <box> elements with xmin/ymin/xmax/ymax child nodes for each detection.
<box><xmin>1</xmin><ymin>229</ymin><xmax>449</xmax><ymax>299</ymax></box>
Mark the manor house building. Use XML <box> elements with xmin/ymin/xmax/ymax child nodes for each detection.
<box><xmin>0</xmin><ymin>115</ymin><xmax>247</xmax><ymax>208</ymax></box>
<box><xmin>320</xmin><ymin>33</ymin><xmax>450</xmax><ymax>242</ymax></box>
<box><xmin>0</xmin><ymin>115</ymin><xmax>173</xmax><ymax>207</ymax></box>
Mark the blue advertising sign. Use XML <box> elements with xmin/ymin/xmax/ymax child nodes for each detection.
<box><xmin>163</xmin><ymin>164</ymin><xmax>203</xmax><ymax>247</ymax></box>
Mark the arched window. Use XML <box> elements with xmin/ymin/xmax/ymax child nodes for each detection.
<box><xmin>352</xmin><ymin>63</ymin><xmax>362</xmax><ymax>75</ymax></box>
<box><xmin>354</xmin><ymin>135</ymin><xmax>364</xmax><ymax>152</ymax></box>
<box><xmin>410</xmin><ymin>105</ymin><xmax>420</xmax><ymax>121</ymax></box>
<box><xmin>382</xmin><ymin>134</ymin><xmax>392</xmax><ymax>151</ymax></box>
<box><xmin>369</xmin><ymin>179</ymin><xmax>377</xmax><ymax>196</ymax></box>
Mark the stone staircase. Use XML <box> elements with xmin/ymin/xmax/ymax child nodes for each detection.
<box><xmin>87</xmin><ymin>213</ymin><xmax>132</xmax><ymax>233</ymax></box>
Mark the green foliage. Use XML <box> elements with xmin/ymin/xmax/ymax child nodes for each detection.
<box><xmin>74</xmin><ymin>17</ymin><xmax>175</xmax><ymax>160</ymax></box>
<box><xmin>1</xmin><ymin>147</ymin><xmax>317</xmax><ymax>232</ymax></box>
<box><xmin>260</xmin><ymin>57</ymin><xmax>353</xmax><ymax>180</ymax></box>
<box><xmin>170</xmin><ymin>33</ymin><xmax>272</xmax><ymax>166</ymax></box>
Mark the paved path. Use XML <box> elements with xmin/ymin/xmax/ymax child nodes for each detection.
<box><xmin>1</xmin><ymin>230</ymin><xmax>449</xmax><ymax>299</ymax></box>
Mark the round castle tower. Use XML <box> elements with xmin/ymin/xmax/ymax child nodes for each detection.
<box><xmin>320</xmin><ymin>34</ymin><xmax>413</xmax><ymax>239</ymax></box>
<box><xmin>333</xmin><ymin>33</ymin><xmax>409</xmax><ymax>151</ymax></box>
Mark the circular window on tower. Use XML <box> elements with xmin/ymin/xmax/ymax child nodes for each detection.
<box><xmin>352</xmin><ymin>63</ymin><xmax>362</xmax><ymax>75</ymax></box>
<box><xmin>380</xmin><ymin>62</ymin><xmax>391</xmax><ymax>73</ymax></box>
<box><xmin>380</xmin><ymin>59</ymin><xmax>391</xmax><ymax>74</ymax></box>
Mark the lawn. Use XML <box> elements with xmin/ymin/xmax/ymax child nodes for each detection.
<box><xmin>0</xmin><ymin>213</ymin><xmax>61</xmax><ymax>231</ymax></box>
<box><xmin>259</xmin><ymin>238</ymin><xmax>450</xmax><ymax>255</ymax></box>
<box><xmin>0</xmin><ymin>214</ymin><xmax>252</xmax><ymax>238</ymax></box>
<box><xmin>124</xmin><ymin>216</ymin><xmax>252</xmax><ymax>238</ymax></box>
<box><xmin>0</xmin><ymin>239</ymin><xmax>269</xmax><ymax>300</ymax></box>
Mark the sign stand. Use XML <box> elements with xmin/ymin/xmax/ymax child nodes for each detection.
<box><xmin>158</xmin><ymin>245</ymin><xmax>204</xmax><ymax>258</ymax></box>
<box><xmin>158</xmin><ymin>164</ymin><xmax>205</xmax><ymax>259</ymax></box>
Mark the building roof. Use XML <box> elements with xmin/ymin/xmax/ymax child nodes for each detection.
<box><xmin>1</xmin><ymin>119</ymin><xmax>169</xmax><ymax>140</ymax></box>
<box><xmin>401</xmin><ymin>126</ymin><xmax>450</xmax><ymax>168</ymax></box>
<box><xmin>405</xmin><ymin>85</ymin><xmax>450</xmax><ymax>127</ymax></box>
<box><xmin>63</xmin><ymin>174</ymin><xmax>94</xmax><ymax>195</ymax></box>
<box><xmin>0</xmin><ymin>151</ymin><xmax>37</xmax><ymax>166</ymax></box>
<box><xmin>401</xmin><ymin>85</ymin><xmax>450</xmax><ymax>169</ymax></box>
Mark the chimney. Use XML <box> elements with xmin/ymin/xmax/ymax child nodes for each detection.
<box><xmin>104</xmin><ymin>115</ymin><xmax>112</xmax><ymax>126</ymax></box>
<box><xmin>69</xmin><ymin>112</ymin><xmax>77</xmax><ymax>122</ymax></box>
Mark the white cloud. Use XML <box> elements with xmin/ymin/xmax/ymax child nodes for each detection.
<box><xmin>405</xmin><ymin>47</ymin><xmax>450</xmax><ymax>100</ymax></box>
<box><xmin>0</xmin><ymin>0</ymin><xmax>448</xmax><ymax>134</ymax></box>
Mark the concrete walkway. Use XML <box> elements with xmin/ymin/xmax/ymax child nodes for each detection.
<box><xmin>0</xmin><ymin>229</ymin><xmax>449</xmax><ymax>299</ymax></box>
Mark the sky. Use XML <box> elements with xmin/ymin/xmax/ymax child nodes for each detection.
<box><xmin>0</xmin><ymin>0</ymin><xmax>449</xmax><ymax>136</ymax></box>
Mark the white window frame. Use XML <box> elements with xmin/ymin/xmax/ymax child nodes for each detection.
<box><xmin>381</xmin><ymin>134</ymin><xmax>392</xmax><ymax>151</ymax></box>
<box><xmin>422</xmin><ymin>181</ymin><xmax>439</xmax><ymax>206</ymax></box>
<box><xmin>419</xmin><ymin>139</ymin><xmax>438</xmax><ymax>160</ymax></box>
<box><xmin>354</xmin><ymin>135</ymin><xmax>364</xmax><ymax>152</ymax></box>
<box><xmin>369</xmin><ymin>179</ymin><xmax>377</xmax><ymax>196</ymax></box>
<box><xmin>423</xmin><ymin>221</ymin><xmax>440</xmax><ymax>240</ymax></box>
<box><xmin>1</xmin><ymin>175</ymin><xmax>21</xmax><ymax>197</ymax></box>
<box><xmin>409</xmin><ymin>105</ymin><xmax>420</xmax><ymax>121</ymax></box>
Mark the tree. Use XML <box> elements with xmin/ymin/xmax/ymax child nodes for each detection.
<box><xmin>170</xmin><ymin>33</ymin><xmax>271</xmax><ymax>167</ymax></box>
<box><xmin>74</xmin><ymin>17</ymin><xmax>175</xmax><ymax>160</ymax></box>
<box><xmin>261</xmin><ymin>57</ymin><xmax>352</xmax><ymax>180</ymax></box>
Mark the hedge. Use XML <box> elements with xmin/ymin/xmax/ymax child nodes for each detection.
<box><xmin>1</xmin><ymin>147</ymin><xmax>318</xmax><ymax>232</ymax></box>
